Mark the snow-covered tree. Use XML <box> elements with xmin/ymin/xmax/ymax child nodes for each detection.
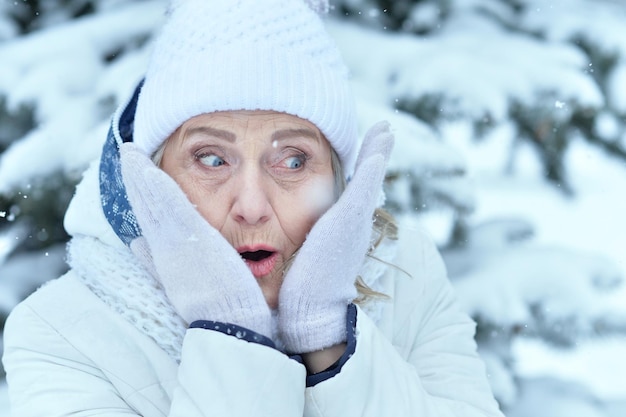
<box><xmin>328</xmin><ymin>2</ymin><xmax>626</xmax><ymax>415</ymax></box>
<box><xmin>1</xmin><ymin>1</ymin><xmax>626</xmax><ymax>415</ymax></box>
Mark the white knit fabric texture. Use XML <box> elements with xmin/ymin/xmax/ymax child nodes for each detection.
<box><xmin>303</xmin><ymin>0</ymin><xmax>330</xmax><ymax>14</ymax></box>
<box><xmin>134</xmin><ymin>0</ymin><xmax>360</xmax><ymax>177</ymax></box>
<box><xmin>67</xmin><ymin>235</ymin><xmax>187</xmax><ymax>362</ymax></box>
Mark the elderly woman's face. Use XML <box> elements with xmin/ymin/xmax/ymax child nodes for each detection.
<box><xmin>160</xmin><ymin>111</ymin><xmax>336</xmax><ymax>308</ymax></box>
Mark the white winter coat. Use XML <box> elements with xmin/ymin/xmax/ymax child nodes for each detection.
<box><xmin>2</xmin><ymin>95</ymin><xmax>504</xmax><ymax>417</ymax></box>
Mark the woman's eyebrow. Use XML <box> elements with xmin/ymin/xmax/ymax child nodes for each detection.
<box><xmin>185</xmin><ymin>126</ymin><xmax>236</xmax><ymax>142</ymax></box>
<box><xmin>271</xmin><ymin>128</ymin><xmax>320</xmax><ymax>143</ymax></box>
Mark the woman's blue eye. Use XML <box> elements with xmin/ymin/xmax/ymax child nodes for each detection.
<box><xmin>199</xmin><ymin>154</ymin><xmax>225</xmax><ymax>167</ymax></box>
<box><xmin>284</xmin><ymin>155</ymin><xmax>305</xmax><ymax>169</ymax></box>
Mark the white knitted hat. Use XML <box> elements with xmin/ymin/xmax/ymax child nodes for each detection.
<box><xmin>133</xmin><ymin>0</ymin><xmax>360</xmax><ymax>177</ymax></box>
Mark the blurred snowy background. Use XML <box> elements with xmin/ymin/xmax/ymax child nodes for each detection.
<box><xmin>1</xmin><ymin>0</ymin><xmax>626</xmax><ymax>416</ymax></box>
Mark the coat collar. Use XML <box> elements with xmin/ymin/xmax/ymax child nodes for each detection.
<box><xmin>64</xmin><ymin>81</ymin><xmax>144</xmax><ymax>249</ymax></box>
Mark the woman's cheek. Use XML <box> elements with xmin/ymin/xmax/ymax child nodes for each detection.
<box><xmin>301</xmin><ymin>175</ymin><xmax>336</xmax><ymax>220</ymax></box>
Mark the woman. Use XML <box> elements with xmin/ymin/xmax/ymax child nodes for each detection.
<box><xmin>2</xmin><ymin>0</ymin><xmax>505</xmax><ymax>416</ymax></box>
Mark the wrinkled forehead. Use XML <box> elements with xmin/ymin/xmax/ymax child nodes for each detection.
<box><xmin>172</xmin><ymin>111</ymin><xmax>328</xmax><ymax>146</ymax></box>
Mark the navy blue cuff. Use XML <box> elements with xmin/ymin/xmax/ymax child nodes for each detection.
<box><xmin>189</xmin><ymin>320</ymin><xmax>276</xmax><ymax>349</ymax></box>
<box><xmin>304</xmin><ymin>304</ymin><xmax>358</xmax><ymax>387</ymax></box>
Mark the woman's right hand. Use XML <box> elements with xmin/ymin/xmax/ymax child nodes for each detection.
<box><xmin>120</xmin><ymin>142</ymin><xmax>272</xmax><ymax>338</ymax></box>
<box><xmin>278</xmin><ymin>121</ymin><xmax>394</xmax><ymax>354</ymax></box>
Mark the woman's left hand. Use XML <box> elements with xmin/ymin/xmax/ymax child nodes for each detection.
<box><xmin>278</xmin><ymin>121</ymin><xmax>394</xmax><ymax>354</ymax></box>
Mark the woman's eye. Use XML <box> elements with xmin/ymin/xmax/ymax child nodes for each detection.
<box><xmin>283</xmin><ymin>154</ymin><xmax>306</xmax><ymax>170</ymax></box>
<box><xmin>198</xmin><ymin>154</ymin><xmax>225</xmax><ymax>167</ymax></box>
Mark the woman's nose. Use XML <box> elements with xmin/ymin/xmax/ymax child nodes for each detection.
<box><xmin>231</xmin><ymin>170</ymin><xmax>272</xmax><ymax>226</ymax></box>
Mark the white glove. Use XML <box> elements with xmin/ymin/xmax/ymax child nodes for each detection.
<box><xmin>278</xmin><ymin>121</ymin><xmax>394</xmax><ymax>353</ymax></box>
<box><xmin>120</xmin><ymin>143</ymin><xmax>273</xmax><ymax>338</ymax></box>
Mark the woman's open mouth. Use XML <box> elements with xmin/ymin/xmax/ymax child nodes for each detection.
<box><xmin>238</xmin><ymin>247</ymin><xmax>278</xmax><ymax>278</ymax></box>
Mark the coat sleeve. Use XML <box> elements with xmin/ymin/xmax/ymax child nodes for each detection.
<box><xmin>3</xmin><ymin>300</ymin><xmax>145</xmax><ymax>416</ymax></box>
<box><xmin>2</xmin><ymin>281</ymin><xmax>306</xmax><ymax>417</ymax></box>
<box><xmin>303</xmin><ymin>230</ymin><xmax>505</xmax><ymax>417</ymax></box>
<box><xmin>170</xmin><ymin>328</ymin><xmax>306</xmax><ymax>416</ymax></box>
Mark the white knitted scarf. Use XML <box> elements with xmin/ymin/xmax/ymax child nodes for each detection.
<box><xmin>67</xmin><ymin>235</ymin><xmax>188</xmax><ymax>362</ymax></box>
<box><xmin>66</xmin><ymin>234</ymin><xmax>395</xmax><ymax>363</ymax></box>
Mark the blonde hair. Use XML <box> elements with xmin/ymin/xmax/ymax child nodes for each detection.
<box><xmin>150</xmin><ymin>134</ymin><xmax>398</xmax><ymax>304</ymax></box>
<box><xmin>354</xmin><ymin>208</ymin><xmax>397</xmax><ymax>303</ymax></box>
